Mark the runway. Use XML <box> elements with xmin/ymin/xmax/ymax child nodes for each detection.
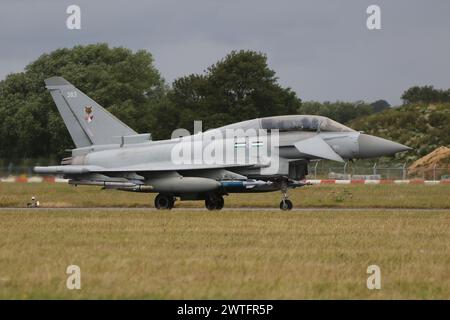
<box><xmin>0</xmin><ymin>207</ymin><xmax>449</xmax><ymax>212</ymax></box>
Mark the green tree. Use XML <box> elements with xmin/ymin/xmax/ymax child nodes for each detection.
<box><xmin>370</xmin><ymin>99</ymin><xmax>390</xmax><ymax>113</ymax></box>
<box><xmin>151</xmin><ymin>50</ymin><xmax>302</xmax><ymax>139</ymax></box>
<box><xmin>0</xmin><ymin>44</ymin><xmax>165</xmax><ymax>161</ymax></box>
<box><xmin>298</xmin><ymin>101</ymin><xmax>373</xmax><ymax>124</ymax></box>
<box><xmin>401</xmin><ymin>86</ymin><xmax>450</xmax><ymax>104</ymax></box>
<box><xmin>350</xmin><ymin>102</ymin><xmax>450</xmax><ymax>160</ymax></box>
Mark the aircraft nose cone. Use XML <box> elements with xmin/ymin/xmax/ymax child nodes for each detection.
<box><xmin>358</xmin><ymin>134</ymin><xmax>412</xmax><ymax>158</ymax></box>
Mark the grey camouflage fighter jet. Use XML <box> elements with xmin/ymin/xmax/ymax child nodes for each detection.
<box><xmin>35</xmin><ymin>77</ymin><xmax>411</xmax><ymax>210</ymax></box>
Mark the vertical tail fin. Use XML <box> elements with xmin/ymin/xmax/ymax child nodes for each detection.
<box><xmin>45</xmin><ymin>77</ymin><xmax>137</xmax><ymax>147</ymax></box>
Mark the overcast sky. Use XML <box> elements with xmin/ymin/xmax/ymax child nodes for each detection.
<box><xmin>0</xmin><ymin>0</ymin><xmax>449</xmax><ymax>105</ymax></box>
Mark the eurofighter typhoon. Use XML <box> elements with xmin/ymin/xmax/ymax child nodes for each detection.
<box><xmin>35</xmin><ymin>77</ymin><xmax>411</xmax><ymax>210</ymax></box>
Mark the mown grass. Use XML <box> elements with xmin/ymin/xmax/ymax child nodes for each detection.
<box><xmin>0</xmin><ymin>182</ymin><xmax>449</xmax><ymax>208</ymax></box>
<box><xmin>0</xmin><ymin>209</ymin><xmax>449</xmax><ymax>299</ymax></box>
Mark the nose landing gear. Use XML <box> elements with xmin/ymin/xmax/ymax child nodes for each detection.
<box><xmin>279</xmin><ymin>181</ymin><xmax>293</xmax><ymax>211</ymax></box>
<box><xmin>280</xmin><ymin>198</ymin><xmax>293</xmax><ymax>211</ymax></box>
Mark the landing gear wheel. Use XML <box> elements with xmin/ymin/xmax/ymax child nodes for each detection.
<box><xmin>279</xmin><ymin>179</ymin><xmax>293</xmax><ymax>211</ymax></box>
<box><xmin>280</xmin><ymin>199</ymin><xmax>293</xmax><ymax>211</ymax></box>
<box><xmin>205</xmin><ymin>199</ymin><xmax>216</xmax><ymax>211</ymax></box>
<box><xmin>155</xmin><ymin>194</ymin><xmax>175</xmax><ymax>210</ymax></box>
<box><xmin>205</xmin><ymin>195</ymin><xmax>224</xmax><ymax>211</ymax></box>
<box><xmin>216</xmin><ymin>197</ymin><xmax>224</xmax><ymax>210</ymax></box>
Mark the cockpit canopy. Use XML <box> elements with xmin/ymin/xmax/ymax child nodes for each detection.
<box><xmin>220</xmin><ymin>115</ymin><xmax>355</xmax><ymax>133</ymax></box>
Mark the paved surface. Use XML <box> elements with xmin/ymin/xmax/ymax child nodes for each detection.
<box><xmin>0</xmin><ymin>207</ymin><xmax>449</xmax><ymax>212</ymax></box>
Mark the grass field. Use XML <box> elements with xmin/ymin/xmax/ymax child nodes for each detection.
<box><xmin>0</xmin><ymin>209</ymin><xmax>449</xmax><ymax>299</ymax></box>
<box><xmin>0</xmin><ymin>182</ymin><xmax>449</xmax><ymax>209</ymax></box>
<box><xmin>0</xmin><ymin>183</ymin><xmax>449</xmax><ymax>299</ymax></box>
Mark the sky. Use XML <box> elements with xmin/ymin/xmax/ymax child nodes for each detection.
<box><xmin>0</xmin><ymin>0</ymin><xmax>449</xmax><ymax>105</ymax></box>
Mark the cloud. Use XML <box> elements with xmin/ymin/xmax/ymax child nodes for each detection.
<box><xmin>0</xmin><ymin>0</ymin><xmax>449</xmax><ymax>105</ymax></box>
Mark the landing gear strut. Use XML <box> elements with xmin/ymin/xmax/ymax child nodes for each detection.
<box><xmin>279</xmin><ymin>180</ymin><xmax>293</xmax><ymax>211</ymax></box>
<box><xmin>205</xmin><ymin>194</ymin><xmax>224</xmax><ymax>211</ymax></box>
<box><xmin>155</xmin><ymin>194</ymin><xmax>175</xmax><ymax>210</ymax></box>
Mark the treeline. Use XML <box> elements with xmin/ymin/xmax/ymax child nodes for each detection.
<box><xmin>350</xmin><ymin>102</ymin><xmax>450</xmax><ymax>160</ymax></box>
<box><xmin>401</xmin><ymin>86</ymin><xmax>450</xmax><ymax>105</ymax></box>
<box><xmin>0</xmin><ymin>44</ymin><xmax>165</xmax><ymax>162</ymax></box>
<box><xmin>151</xmin><ymin>50</ymin><xmax>301</xmax><ymax>139</ymax></box>
<box><xmin>0</xmin><ymin>44</ymin><xmax>445</xmax><ymax>163</ymax></box>
<box><xmin>299</xmin><ymin>100</ymin><xmax>390</xmax><ymax>124</ymax></box>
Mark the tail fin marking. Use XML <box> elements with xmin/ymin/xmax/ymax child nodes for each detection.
<box><xmin>45</xmin><ymin>76</ymin><xmax>137</xmax><ymax>147</ymax></box>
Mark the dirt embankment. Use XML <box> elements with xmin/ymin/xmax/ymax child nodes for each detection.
<box><xmin>408</xmin><ymin>146</ymin><xmax>450</xmax><ymax>178</ymax></box>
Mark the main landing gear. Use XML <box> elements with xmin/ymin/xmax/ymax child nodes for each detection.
<box><xmin>154</xmin><ymin>193</ymin><xmax>224</xmax><ymax>210</ymax></box>
<box><xmin>205</xmin><ymin>194</ymin><xmax>224</xmax><ymax>211</ymax></box>
<box><xmin>279</xmin><ymin>180</ymin><xmax>293</xmax><ymax>211</ymax></box>
<box><xmin>154</xmin><ymin>194</ymin><xmax>175</xmax><ymax>210</ymax></box>
<box><xmin>154</xmin><ymin>187</ymin><xmax>294</xmax><ymax>211</ymax></box>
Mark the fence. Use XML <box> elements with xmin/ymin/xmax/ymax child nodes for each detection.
<box><xmin>310</xmin><ymin>162</ymin><xmax>450</xmax><ymax>181</ymax></box>
<box><xmin>0</xmin><ymin>166</ymin><xmax>37</xmax><ymax>177</ymax></box>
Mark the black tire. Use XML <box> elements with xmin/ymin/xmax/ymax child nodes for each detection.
<box><xmin>205</xmin><ymin>195</ymin><xmax>224</xmax><ymax>210</ymax></box>
<box><xmin>216</xmin><ymin>196</ymin><xmax>224</xmax><ymax>210</ymax></box>
<box><xmin>205</xmin><ymin>199</ymin><xmax>216</xmax><ymax>211</ymax></box>
<box><xmin>155</xmin><ymin>194</ymin><xmax>173</xmax><ymax>210</ymax></box>
<box><xmin>168</xmin><ymin>197</ymin><xmax>175</xmax><ymax>209</ymax></box>
<box><xmin>280</xmin><ymin>199</ymin><xmax>293</xmax><ymax>211</ymax></box>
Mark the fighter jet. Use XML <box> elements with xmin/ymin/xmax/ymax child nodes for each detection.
<box><xmin>35</xmin><ymin>77</ymin><xmax>411</xmax><ymax>210</ymax></box>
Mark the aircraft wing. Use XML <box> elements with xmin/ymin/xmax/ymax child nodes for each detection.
<box><xmin>34</xmin><ymin>162</ymin><xmax>256</xmax><ymax>175</ymax></box>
